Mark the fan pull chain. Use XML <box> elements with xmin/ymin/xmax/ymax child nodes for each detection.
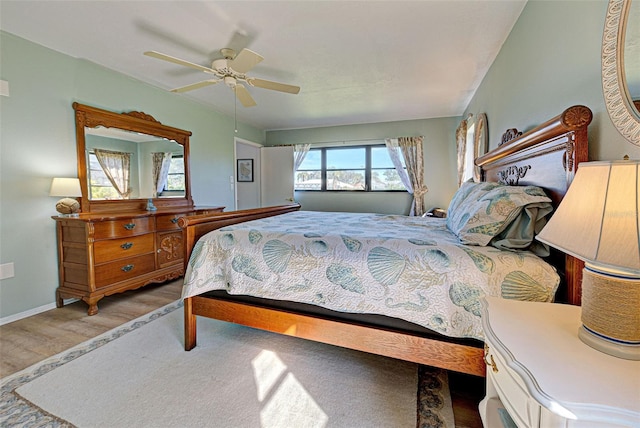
<box><xmin>234</xmin><ymin>86</ymin><xmax>238</xmax><ymax>133</ymax></box>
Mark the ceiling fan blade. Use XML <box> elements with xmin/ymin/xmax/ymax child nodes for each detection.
<box><xmin>235</xmin><ymin>84</ymin><xmax>257</xmax><ymax>107</ymax></box>
<box><xmin>170</xmin><ymin>79</ymin><xmax>220</xmax><ymax>93</ymax></box>
<box><xmin>247</xmin><ymin>78</ymin><xmax>300</xmax><ymax>94</ymax></box>
<box><xmin>229</xmin><ymin>48</ymin><xmax>263</xmax><ymax>74</ymax></box>
<box><xmin>144</xmin><ymin>51</ymin><xmax>215</xmax><ymax>74</ymax></box>
<box><xmin>226</xmin><ymin>29</ymin><xmax>255</xmax><ymax>54</ymax></box>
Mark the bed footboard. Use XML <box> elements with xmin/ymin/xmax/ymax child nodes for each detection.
<box><xmin>179</xmin><ymin>204</ymin><xmax>301</xmax><ymax>351</ymax></box>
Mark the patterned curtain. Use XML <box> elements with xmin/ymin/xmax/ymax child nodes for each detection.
<box><xmin>293</xmin><ymin>144</ymin><xmax>311</xmax><ymax>171</ymax></box>
<box><xmin>398</xmin><ymin>136</ymin><xmax>428</xmax><ymax>217</ymax></box>
<box><xmin>152</xmin><ymin>152</ymin><xmax>173</xmax><ymax>197</ymax></box>
<box><xmin>455</xmin><ymin>118</ymin><xmax>468</xmax><ymax>187</ymax></box>
<box><xmin>94</xmin><ymin>148</ymin><xmax>131</xmax><ymax>199</ymax></box>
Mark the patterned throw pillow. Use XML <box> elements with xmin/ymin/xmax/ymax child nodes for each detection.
<box><xmin>446</xmin><ymin>181</ymin><xmax>500</xmax><ymax>233</ymax></box>
<box><xmin>447</xmin><ymin>184</ymin><xmax>551</xmax><ymax>246</ymax></box>
<box><xmin>446</xmin><ymin>181</ymin><xmax>476</xmax><ymax>218</ymax></box>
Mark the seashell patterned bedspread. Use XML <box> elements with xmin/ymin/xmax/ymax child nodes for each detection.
<box><xmin>182</xmin><ymin>211</ymin><xmax>559</xmax><ymax>340</ymax></box>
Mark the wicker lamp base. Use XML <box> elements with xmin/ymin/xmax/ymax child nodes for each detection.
<box><xmin>580</xmin><ymin>268</ymin><xmax>640</xmax><ymax>360</ymax></box>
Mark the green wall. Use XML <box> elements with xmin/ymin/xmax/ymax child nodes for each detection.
<box><xmin>266</xmin><ymin>117</ymin><xmax>460</xmax><ymax>214</ymax></box>
<box><xmin>0</xmin><ymin>32</ymin><xmax>264</xmax><ymax>318</ymax></box>
<box><xmin>465</xmin><ymin>0</ymin><xmax>639</xmax><ymax>160</ymax></box>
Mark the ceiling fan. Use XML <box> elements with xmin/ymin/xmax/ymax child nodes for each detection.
<box><xmin>144</xmin><ymin>48</ymin><xmax>300</xmax><ymax>107</ymax></box>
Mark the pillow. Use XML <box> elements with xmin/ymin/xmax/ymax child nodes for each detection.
<box><xmin>490</xmin><ymin>202</ymin><xmax>553</xmax><ymax>255</ymax></box>
<box><xmin>448</xmin><ymin>184</ymin><xmax>552</xmax><ymax>247</ymax></box>
<box><xmin>446</xmin><ymin>181</ymin><xmax>501</xmax><ymax>232</ymax></box>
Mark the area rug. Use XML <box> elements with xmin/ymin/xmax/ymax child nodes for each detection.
<box><xmin>0</xmin><ymin>300</ymin><xmax>455</xmax><ymax>428</ymax></box>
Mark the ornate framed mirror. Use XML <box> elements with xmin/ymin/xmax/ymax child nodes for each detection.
<box><xmin>73</xmin><ymin>102</ymin><xmax>194</xmax><ymax>213</ymax></box>
<box><xmin>602</xmin><ymin>0</ymin><xmax>640</xmax><ymax>145</ymax></box>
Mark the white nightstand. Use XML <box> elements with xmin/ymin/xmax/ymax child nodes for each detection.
<box><xmin>479</xmin><ymin>297</ymin><xmax>640</xmax><ymax>428</ymax></box>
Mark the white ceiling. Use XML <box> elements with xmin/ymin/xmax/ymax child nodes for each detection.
<box><xmin>0</xmin><ymin>1</ymin><xmax>526</xmax><ymax>131</ymax></box>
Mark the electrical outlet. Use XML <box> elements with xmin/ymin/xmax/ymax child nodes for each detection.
<box><xmin>0</xmin><ymin>80</ymin><xmax>9</xmax><ymax>97</ymax></box>
<box><xmin>0</xmin><ymin>262</ymin><xmax>15</xmax><ymax>280</ymax></box>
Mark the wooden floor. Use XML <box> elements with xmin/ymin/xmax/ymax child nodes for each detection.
<box><xmin>0</xmin><ymin>279</ymin><xmax>484</xmax><ymax>427</ymax></box>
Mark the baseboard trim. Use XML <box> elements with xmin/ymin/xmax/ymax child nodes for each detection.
<box><xmin>0</xmin><ymin>298</ymin><xmax>79</xmax><ymax>326</ymax></box>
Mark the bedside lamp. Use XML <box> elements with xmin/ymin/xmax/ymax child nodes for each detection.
<box><xmin>536</xmin><ymin>160</ymin><xmax>639</xmax><ymax>360</ymax></box>
<box><xmin>50</xmin><ymin>177</ymin><xmax>82</xmax><ymax>216</ymax></box>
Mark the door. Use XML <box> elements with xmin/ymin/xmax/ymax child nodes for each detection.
<box><xmin>261</xmin><ymin>146</ymin><xmax>294</xmax><ymax>207</ymax></box>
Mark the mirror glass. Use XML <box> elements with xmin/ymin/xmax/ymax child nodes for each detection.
<box><xmin>85</xmin><ymin>127</ymin><xmax>185</xmax><ymax>200</ymax></box>
<box><xmin>624</xmin><ymin>0</ymin><xmax>640</xmax><ymax>114</ymax></box>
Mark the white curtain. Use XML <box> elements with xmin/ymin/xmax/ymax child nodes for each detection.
<box><xmin>293</xmin><ymin>144</ymin><xmax>311</xmax><ymax>171</ymax></box>
<box><xmin>152</xmin><ymin>152</ymin><xmax>173</xmax><ymax>197</ymax></box>
<box><xmin>385</xmin><ymin>137</ymin><xmax>428</xmax><ymax>216</ymax></box>
<box><xmin>94</xmin><ymin>148</ymin><xmax>131</xmax><ymax>199</ymax></box>
<box><xmin>385</xmin><ymin>138</ymin><xmax>413</xmax><ymax>191</ymax></box>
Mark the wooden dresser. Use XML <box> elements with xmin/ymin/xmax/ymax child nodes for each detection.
<box><xmin>53</xmin><ymin>206</ymin><xmax>223</xmax><ymax>315</ymax></box>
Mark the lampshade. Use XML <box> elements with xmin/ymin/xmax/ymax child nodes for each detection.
<box><xmin>537</xmin><ymin>159</ymin><xmax>640</xmax><ymax>360</ymax></box>
<box><xmin>536</xmin><ymin>160</ymin><xmax>640</xmax><ymax>277</ymax></box>
<box><xmin>49</xmin><ymin>178</ymin><xmax>82</xmax><ymax>198</ymax></box>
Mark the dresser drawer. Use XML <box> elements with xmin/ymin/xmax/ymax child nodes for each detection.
<box><xmin>93</xmin><ymin>234</ymin><xmax>154</xmax><ymax>264</ymax></box>
<box><xmin>93</xmin><ymin>218</ymin><xmax>153</xmax><ymax>239</ymax></box>
<box><xmin>94</xmin><ymin>253</ymin><xmax>156</xmax><ymax>287</ymax></box>
<box><xmin>485</xmin><ymin>342</ymin><xmax>541</xmax><ymax>428</ymax></box>
<box><xmin>156</xmin><ymin>214</ymin><xmax>183</xmax><ymax>231</ymax></box>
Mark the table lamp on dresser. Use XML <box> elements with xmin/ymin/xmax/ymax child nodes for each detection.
<box><xmin>49</xmin><ymin>177</ymin><xmax>82</xmax><ymax>216</ymax></box>
<box><xmin>536</xmin><ymin>159</ymin><xmax>640</xmax><ymax>360</ymax></box>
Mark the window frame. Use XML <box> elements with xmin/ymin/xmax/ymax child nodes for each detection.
<box><xmin>295</xmin><ymin>144</ymin><xmax>407</xmax><ymax>192</ymax></box>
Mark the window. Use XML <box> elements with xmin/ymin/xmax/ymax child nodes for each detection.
<box><xmin>462</xmin><ymin>123</ymin><xmax>475</xmax><ymax>183</ymax></box>
<box><xmin>295</xmin><ymin>144</ymin><xmax>406</xmax><ymax>191</ymax></box>
<box><xmin>163</xmin><ymin>155</ymin><xmax>185</xmax><ymax>192</ymax></box>
<box><xmin>88</xmin><ymin>152</ymin><xmax>120</xmax><ymax>199</ymax></box>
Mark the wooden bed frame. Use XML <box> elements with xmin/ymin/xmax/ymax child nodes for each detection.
<box><xmin>179</xmin><ymin>105</ymin><xmax>592</xmax><ymax>377</ymax></box>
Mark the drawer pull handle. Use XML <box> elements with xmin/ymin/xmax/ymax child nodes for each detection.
<box><xmin>485</xmin><ymin>354</ymin><xmax>498</xmax><ymax>373</ymax></box>
<box><xmin>120</xmin><ymin>242</ymin><xmax>133</xmax><ymax>250</ymax></box>
<box><xmin>484</xmin><ymin>344</ymin><xmax>499</xmax><ymax>373</ymax></box>
<box><xmin>170</xmin><ymin>217</ymin><xmax>179</xmax><ymax>224</ymax></box>
<box><xmin>121</xmin><ymin>264</ymin><xmax>134</xmax><ymax>272</ymax></box>
<box><xmin>123</xmin><ymin>223</ymin><xmax>136</xmax><ymax>230</ymax></box>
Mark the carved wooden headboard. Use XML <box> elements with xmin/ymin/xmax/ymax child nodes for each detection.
<box><xmin>476</xmin><ymin>105</ymin><xmax>592</xmax><ymax>305</ymax></box>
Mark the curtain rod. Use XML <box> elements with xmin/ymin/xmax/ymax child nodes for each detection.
<box><xmin>274</xmin><ymin>136</ymin><xmax>423</xmax><ymax>147</ymax></box>
<box><xmin>272</xmin><ymin>138</ymin><xmax>382</xmax><ymax>147</ymax></box>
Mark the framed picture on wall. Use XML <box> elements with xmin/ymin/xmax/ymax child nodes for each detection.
<box><xmin>237</xmin><ymin>159</ymin><xmax>254</xmax><ymax>182</ymax></box>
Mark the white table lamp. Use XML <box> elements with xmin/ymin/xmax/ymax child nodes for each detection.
<box><xmin>536</xmin><ymin>160</ymin><xmax>639</xmax><ymax>360</ymax></box>
<box><xmin>50</xmin><ymin>177</ymin><xmax>82</xmax><ymax>216</ymax></box>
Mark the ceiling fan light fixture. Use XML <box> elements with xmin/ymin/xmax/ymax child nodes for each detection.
<box><xmin>224</xmin><ymin>76</ymin><xmax>236</xmax><ymax>88</ymax></box>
